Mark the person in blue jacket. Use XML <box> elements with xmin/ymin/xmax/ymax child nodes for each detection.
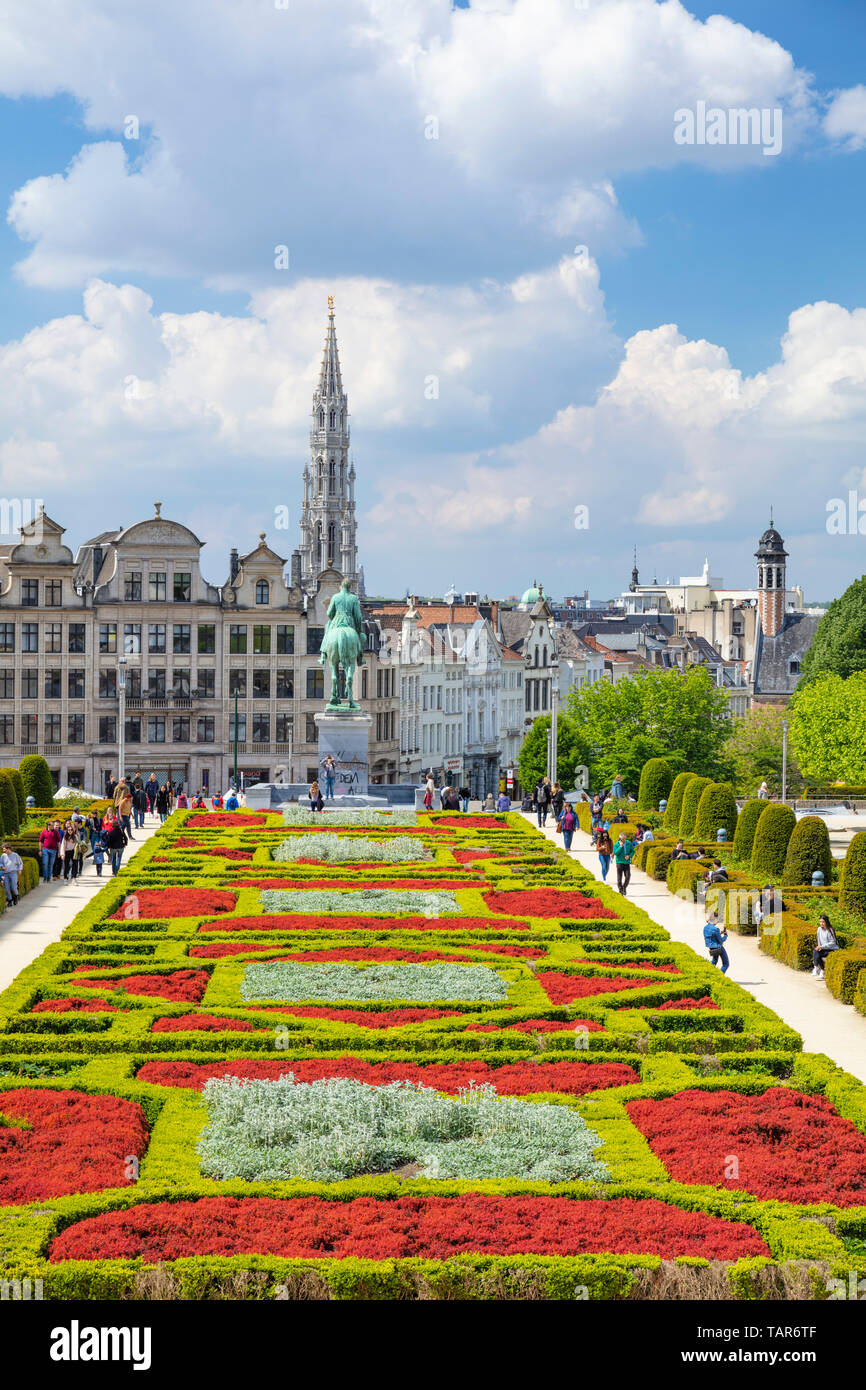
<box><xmin>703</xmin><ymin>911</ymin><xmax>730</xmax><ymax>973</ymax></box>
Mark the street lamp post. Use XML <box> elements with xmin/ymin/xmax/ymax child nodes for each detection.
<box><xmin>117</xmin><ymin>655</ymin><xmax>127</xmax><ymax>786</ymax></box>
<box><xmin>781</xmin><ymin>719</ymin><xmax>789</xmax><ymax>805</ymax></box>
<box><xmin>549</xmin><ymin>659</ymin><xmax>559</xmax><ymax>785</ymax></box>
<box><xmin>232</xmin><ymin>690</ymin><xmax>239</xmax><ymax>793</ymax></box>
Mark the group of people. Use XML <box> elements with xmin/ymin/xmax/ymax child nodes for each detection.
<box><xmin>38</xmin><ymin>806</ymin><xmax>130</xmax><ymax>883</ymax></box>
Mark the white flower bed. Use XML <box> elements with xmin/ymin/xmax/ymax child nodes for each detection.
<box><xmin>198</xmin><ymin>1075</ymin><xmax>609</xmax><ymax>1183</ymax></box>
<box><xmin>240</xmin><ymin>960</ymin><xmax>508</xmax><ymax>1003</ymax></box>
<box><xmin>273</xmin><ymin>834</ymin><xmax>432</xmax><ymax>864</ymax></box>
<box><xmin>281</xmin><ymin>806</ymin><xmax>418</xmax><ymax>828</ymax></box>
<box><xmin>260</xmin><ymin>888</ymin><xmax>459</xmax><ymax>916</ymax></box>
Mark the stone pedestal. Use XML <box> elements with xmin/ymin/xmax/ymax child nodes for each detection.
<box><xmin>314</xmin><ymin>710</ymin><xmax>373</xmax><ymax>797</ymax></box>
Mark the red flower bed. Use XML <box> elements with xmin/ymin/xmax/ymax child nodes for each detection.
<box><xmin>465</xmin><ymin>1018</ymin><xmax>605</xmax><ymax>1034</ymax></box>
<box><xmin>483</xmin><ymin>890</ymin><xmax>619</xmax><ymax>920</ymax></box>
<box><xmin>186</xmin><ymin>813</ymin><xmax>273</xmax><ymax>827</ymax></box>
<box><xmin>31</xmin><ymin>997</ymin><xmax>120</xmax><ymax>1014</ymax></box>
<box><xmin>76</xmin><ymin>970</ymin><xmax>209</xmax><ymax>1003</ymax></box>
<box><xmin>538</xmin><ymin>971</ymin><xmax>657</xmax><ymax>1003</ymax></box>
<box><xmin>453</xmin><ymin>850</ymin><xmax>495</xmax><ymax>864</ymax></box>
<box><xmin>627</xmin><ymin>1088</ymin><xmax>866</xmax><ymax>1206</ymax></box>
<box><xmin>250</xmin><ymin>1006</ymin><xmax>464</xmax><ymax>1028</ymax></box>
<box><xmin>136</xmin><ymin>1055</ymin><xmax>639</xmax><ymax>1095</ymax></box>
<box><xmin>151</xmin><ymin>1014</ymin><xmax>267</xmax><ymax>1033</ymax></box>
<box><xmin>434</xmin><ymin>816</ymin><xmax>507</xmax><ymax>828</ymax></box>
<box><xmin>188</xmin><ymin>941</ymin><xmax>542</xmax><ymax>961</ymax></box>
<box><xmin>573</xmin><ymin>959</ymin><xmax>681</xmax><ymax>975</ymax></box>
<box><xmin>233</xmin><ymin>879</ymin><xmax>476</xmax><ymax>892</ymax></box>
<box><xmin>171</xmin><ymin>839</ymin><xmax>254</xmax><ymax>860</ymax></box>
<box><xmin>110</xmin><ymin>889</ymin><xmax>237</xmax><ymax>920</ymax></box>
<box><xmin>48</xmin><ymin>1194</ymin><xmax>768</xmax><ymax>1262</ymax></box>
<box><xmin>657</xmin><ymin>996</ymin><xmax>720</xmax><ymax>1012</ymax></box>
<box><xmin>197</xmin><ymin>914</ymin><xmax>530</xmax><ymax>934</ymax></box>
<box><xmin>0</xmin><ymin>1089</ymin><xmax>148</xmax><ymax>1205</ymax></box>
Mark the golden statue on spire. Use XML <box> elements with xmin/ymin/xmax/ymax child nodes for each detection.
<box><xmin>328</xmin><ymin>294</ymin><xmax>334</xmax><ymax>312</ymax></box>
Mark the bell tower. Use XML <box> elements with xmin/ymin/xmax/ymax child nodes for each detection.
<box><xmin>299</xmin><ymin>297</ymin><xmax>358</xmax><ymax>594</ymax></box>
<box><xmin>755</xmin><ymin>510</ymin><xmax>787</xmax><ymax>638</ymax></box>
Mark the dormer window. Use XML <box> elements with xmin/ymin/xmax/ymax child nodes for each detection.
<box><xmin>256</xmin><ymin>578</ymin><xmax>269</xmax><ymax>605</ymax></box>
<box><xmin>789</xmin><ymin>658</ymin><xmax>800</xmax><ymax>675</ymax></box>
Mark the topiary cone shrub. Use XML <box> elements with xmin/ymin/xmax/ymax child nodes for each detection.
<box><xmin>749</xmin><ymin>803</ymin><xmax>797</xmax><ymax>879</ymax></box>
<box><xmin>0</xmin><ymin>767</ymin><xmax>26</xmax><ymax>825</ymax></box>
<box><xmin>694</xmin><ymin>782</ymin><xmax>738</xmax><ymax>842</ymax></box>
<box><xmin>0</xmin><ymin>770</ymin><xmax>20</xmax><ymax>836</ymax></box>
<box><xmin>678</xmin><ymin>776</ymin><xmax>711</xmax><ymax>838</ymax></box>
<box><xmin>782</xmin><ymin>816</ymin><xmax>833</xmax><ymax>887</ymax></box>
<box><xmin>637</xmin><ymin>758</ymin><xmax>673</xmax><ymax>813</ymax></box>
<box><xmin>18</xmin><ymin>753</ymin><xmax>54</xmax><ymax>807</ymax></box>
<box><xmin>663</xmin><ymin>772</ymin><xmax>693</xmax><ymax>833</ymax></box>
<box><xmin>840</xmin><ymin>831</ymin><xmax>866</xmax><ymax>916</ymax></box>
<box><xmin>732</xmin><ymin>798</ymin><xmax>768</xmax><ymax>863</ymax></box>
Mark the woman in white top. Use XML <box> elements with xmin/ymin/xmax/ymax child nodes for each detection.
<box><xmin>812</xmin><ymin>914</ymin><xmax>839</xmax><ymax>979</ymax></box>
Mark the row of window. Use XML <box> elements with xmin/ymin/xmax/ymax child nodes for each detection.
<box><xmin>17</xmin><ymin>580</ymin><xmax>63</xmax><ymax>607</ymax></box>
<box><xmin>0</xmin><ymin>621</ymin><xmax>305</xmax><ymax>655</ymax></box>
<box><xmin>0</xmin><ymin>667</ymin><xmax>383</xmax><ymax>703</ymax></box>
<box><xmin>0</xmin><ymin>622</ymin><xmax>86</xmax><ymax>653</ymax></box>
<box><xmin>0</xmin><ymin>712</ymin><xmax>298</xmax><ymax>747</ymax></box>
<box><xmin>525</xmin><ymin>677</ymin><xmax>550</xmax><ymax>712</ymax></box>
<box><xmin>375</xmin><ymin>711</ymin><xmax>396</xmax><ymax>742</ymax></box>
<box><xmin>122</xmin><ymin>572</ymin><xmax>192</xmax><ymax>602</ymax></box>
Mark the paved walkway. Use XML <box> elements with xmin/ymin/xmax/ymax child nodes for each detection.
<box><xmin>0</xmin><ymin>816</ymin><xmax>162</xmax><ymax>993</ymax></box>
<box><xmin>524</xmin><ymin>813</ymin><xmax>866</xmax><ymax>1084</ymax></box>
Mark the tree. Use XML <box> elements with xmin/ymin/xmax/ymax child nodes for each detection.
<box><xmin>721</xmin><ymin>706</ymin><xmax>802</xmax><ymax>797</ymax></box>
<box><xmin>782</xmin><ymin>816</ymin><xmax>832</xmax><ymax>887</ymax></box>
<box><xmin>801</xmin><ymin>576</ymin><xmax>866</xmax><ymax>681</ymax></box>
<box><xmin>663</xmin><ymin>771</ymin><xmax>693</xmax><ymax>833</ymax></box>
<box><xmin>694</xmin><ymin>782</ymin><xmax>738</xmax><ymax>841</ymax></box>
<box><xmin>750</xmin><ymin>803</ymin><xmax>796</xmax><ymax>878</ymax></box>
<box><xmin>564</xmin><ymin>666</ymin><xmax>729</xmax><ymax>792</ymax></box>
<box><xmin>0</xmin><ymin>771</ymin><xmax>19</xmax><ymax>836</ymax></box>
<box><xmin>517</xmin><ymin>713</ymin><xmax>591</xmax><ymax>794</ymax></box>
<box><xmin>732</xmin><ymin>798</ymin><xmax>769</xmax><ymax>862</ymax></box>
<box><xmin>18</xmin><ymin>754</ymin><xmax>54</xmax><ymax>806</ymax></box>
<box><xmin>637</xmin><ymin>758</ymin><xmax>673</xmax><ymax>813</ymax></box>
<box><xmin>789</xmin><ymin>673</ymin><xmax>866</xmax><ymax>783</ymax></box>
<box><xmin>679</xmin><ymin>775</ymin><xmax>711</xmax><ymax>838</ymax></box>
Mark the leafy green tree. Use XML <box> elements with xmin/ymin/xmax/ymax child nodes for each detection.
<box><xmin>564</xmin><ymin>666</ymin><xmax>729</xmax><ymax>792</ymax></box>
<box><xmin>721</xmin><ymin>706</ymin><xmax>801</xmax><ymax>797</ymax></box>
<box><xmin>789</xmin><ymin>672</ymin><xmax>866</xmax><ymax>783</ymax></box>
<box><xmin>801</xmin><ymin>577</ymin><xmax>866</xmax><ymax>681</ymax></box>
<box><xmin>517</xmin><ymin>714</ymin><xmax>591</xmax><ymax>794</ymax></box>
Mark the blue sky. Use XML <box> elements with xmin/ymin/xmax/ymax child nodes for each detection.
<box><xmin>0</xmin><ymin>0</ymin><xmax>864</xmax><ymax>602</ymax></box>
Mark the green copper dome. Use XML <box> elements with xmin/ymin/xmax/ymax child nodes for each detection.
<box><xmin>520</xmin><ymin>584</ymin><xmax>541</xmax><ymax>605</ymax></box>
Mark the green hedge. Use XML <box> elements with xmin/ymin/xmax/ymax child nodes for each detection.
<box><xmin>749</xmin><ymin>804</ymin><xmax>796</xmax><ymax>879</ymax></box>
<box><xmin>663</xmin><ymin>773</ymin><xmax>692</xmax><ymax>833</ymax></box>
<box><xmin>825</xmin><ymin>949</ymin><xmax>866</xmax><ymax>1005</ymax></box>
<box><xmin>854</xmin><ymin>968</ymin><xmax>866</xmax><ymax>1019</ymax></box>
<box><xmin>678</xmin><ymin>777</ymin><xmax>711</xmax><ymax>838</ymax></box>
<box><xmin>0</xmin><ymin>766</ymin><xmax>26</xmax><ymax>824</ymax></box>
<box><xmin>840</xmin><ymin>832</ymin><xmax>866</xmax><ymax>916</ymax></box>
<box><xmin>732</xmin><ymin>799</ymin><xmax>768</xmax><ymax>862</ymax></box>
<box><xmin>645</xmin><ymin>846</ymin><xmax>674</xmax><ymax>881</ymax></box>
<box><xmin>0</xmin><ymin>771</ymin><xmax>20</xmax><ymax>836</ymax></box>
<box><xmin>19</xmin><ymin>754</ymin><xmax>54</xmax><ymax>806</ymax></box>
<box><xmin>637</xmin><ymin>759</ymin><xmax>673</xmax><ymax>813</ymax></box>
<box><xmin>782</xmin><ymin>816</ymin><xmax>832</xmax><ymax>887</ymax></box>
<box><xmin>693</xmin><ymin>782</ymin><xmax>738</xmax><ymax>843</ymax></box>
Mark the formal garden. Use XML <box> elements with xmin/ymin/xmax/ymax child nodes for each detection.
<box><xmin>1</xmin><ymin>798</ymin><xmax>865</xmax><ymax>1300</ymax></box>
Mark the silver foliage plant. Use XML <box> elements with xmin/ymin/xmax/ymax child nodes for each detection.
<box><xmin>198</xmin><ymin>1075</ymin><xmax>610</xmax><ymax>1184</ymax></box>
<box><xmin>281</xmin><ymin>807</ymin><xmax>418</xmax><ymax>828</ymax></box>
<box><xmin>259</xmin><ymin>888</ymin><xmax>460</xmax><ymax>916</ymax></box>
<box><xmin>273</xmin><ymin>833</ymin><xmax>433</xmax><ymax>864</ymax></box>
<box><xmin>240</xmin><ymin>960</ymin><xmax>509</xmax><ymax>1003</ymax></box>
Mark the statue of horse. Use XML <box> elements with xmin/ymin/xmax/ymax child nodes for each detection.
<box><xmin>319</xmin><ymin>579</ymin><xmax>366</xmax><ymax>710</ymax></box>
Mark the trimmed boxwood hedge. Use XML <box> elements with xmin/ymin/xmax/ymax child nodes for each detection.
<box><xmin>825</xmin><ymin>948</ymin><xmax>866</xmax><ymax>1005</ymax></box>
<box><xmin>678</xmin><ymin>777</ymin><xmax>711</xmax><ymax>839</ymax></box>
<box><xmin>0</xmin><ymin>770</ymin><xmax>20</xmax><ymax>836</ymax></box>
<box><xmin>663</xmin><ymin>773</ymin><xmax>692</xmax><ymax>833</ymax></box>
<box><xmin>840</xmin><ymin>832</ymin><xmax>866</xmax><ymax>916</ymax></box>
<box><xmin>732</xmin><ymin>799</ymin><xmax>768</xmax><ymax>862</ymax></box>
<box><xmin>19</xmin><ymin>753</ymin><xmax>54</xmax><ymax>806</ymax></box>
<box><xmin>781</xmin><ymin>816</ymin><xmax>832</xmax><ymax>888</ymax></box>
<box><xmin>1</xmin><ymin>766</ymin><xmax>26</xmax><ymax>825</ymax></box>
<box><xmin>749</xmin><ymin>804</ymin><xmax>796</xmax><ymax>879</ymax></box>
<box><xmin>637</xmin><ymin>759</ymin><xmax>673</xmax><ymax>813</ymax></box>
<box><xmin>693</xmin><ymin>782</ymin><xmax>738</xmax><ymax>842</ymax></box>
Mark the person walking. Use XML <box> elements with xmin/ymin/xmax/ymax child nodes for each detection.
<box><xmin>551</xmin><ymin>782</ymin><xmax>565</xmax><ymax>825</ymax></box>
<box><xmin>496</xmin><ymin>789</ymin><xmax>511</xmax><ymax>812</ymax></box>
<box><xmin>590</xmin><ymin>794</ymin><xmax>603</xmax><ymax>830</ymax></box>
<box><xmin>60</xmin><ymin>822</ymin><xmax>79</xmax><ymax>881</ymax></box>
<box><xmin>155</xmin><ymin>784</ymin><xmax>171</xmax><ymax>824</ymax></box>
<box><xmin>73</xmin><ymin>831</ymin><xmax>88</xmax><ymax>878</ymax></box>
<box><xmin>225</xmin><ymin>789</ymin><xmax>240</xmax><ymax>812</ymax></box>
<box><xmin>88</xmin><ymin>809</ymin><xmax>103</xmax><ymax>849</ymax></box>
<box><xmin>459</xmin><ymin>784</ymin><xmax>470</xmax><ymax>813</ymax></box>
<box><xmin>424</xmin><ymin>775</ymin><xmax>435</xmax><ymax>811</ymax></box>
<box><xmin>103</xmin><ymin>817</ymin><xmax>128</xmax><ymax>876</ymax></box>
<box><xmin>596</xmin><ymin>826</ymin><xmax>614</xmax><ymax>881</ymax></box>
<box><xmin>1</xmin><ymin>843</ymin><xmax>23</xmax><ymax>906</ymax></box>
<box><xmin>610</xmin><ymin>773</ymin><xmax>626</xmax><ymax>801</ymax></box>
<box><xmin>86</xmin><ymin>836</ymin><xmax>107</xmax><ymax>877</ymax></box>
<box><xmin>322</xmin><ymin>754</ymin><xmax>336</xmax><ymax>800</ymax></box>
<box><xmin>39</xmin><ymin>820</ymin><xmax>61</xmax><ymax>883</ymax></box>
<box><xmin>176</xmin><ymin>789</ymin><xmax>188</xmax><ymax>809</ymax></box>
<box><xmin>613</xmin><ymin>831</ymin><xmax>634</xmax><ymax>896</ymax></box>
<box><xmin>309</xmin><ymin>780</ymin><xmax>324</xmax><ymax>813</ymax></box>
<box><xmin>704</xmin><ymin>911</ymin><xmax>730</xmax><ymax>973</ymax></box>
<box><xmin>535</xmin><ymin>779</ymin><xmax>551</xmax><ymax>827</ymax></box>
<box><xmin>114</xmin><ymin>779</ymin><xmax>134</xmax><ymax>840</ymax></box>
<box><xmin>560</xmin><ymin>802</ymin><xmax>577</xmax><ymax>851</ymax></box>
<box><xmin>757</xmin><ymin>780</ymin><xmax>769</xmax><ymax>800</ymax></box>
<box><xmin>132</xmin><ymin>785</ymin><xmax>148</xmax><ymax>830</ymax></box>
<box><xmin>145</xmin><ymin>773</ymin><xmax>159</xmax><ymax>814</ymax></box>
<box><xmin>812</xmin><ymin>914</ymin><xmax>839</xmax><ymax>979</ymax></box>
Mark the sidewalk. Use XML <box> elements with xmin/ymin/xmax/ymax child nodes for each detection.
<box><xmin>524</xmin><ymin>812</ymin><xmax>866</xmax><ymax>1084</ymax></box>
<box><xmin>0</xmin><ymin>815</ymin><xmax>162</xmax><ymax>993</ymax></box>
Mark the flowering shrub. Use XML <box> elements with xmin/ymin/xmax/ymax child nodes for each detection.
<box><xmin>0</xmin><ymin>1089</ymin><xmax>148</xmax><ymax>1204</ymax></box>
<box><xmin>76</xmin><ymin>970</ymin><xmax>210</xmax><ymax>1003</ymax></box>
<box><xmin>186</xmin><ymin>813</ymin><xmax>272</xmax><ymax>827</ymax></box>
<box><xmin>657</xmin><ymin>997</ymin><xmax>720</xmax><ymax>1011</ymax></box>
<box><xmin>435</xmin><ymin>817</ymin><xmax>507</xmax><ymax>828</ymax></box>
<box><xmin>49</xmin><ymin>1194</ymin><xmax>769</xmax><ymax>1262</ymax></box>
<box><xmin>198</xmin><ymin>1076</ymin><xmax>609</xmax><ymax>1183</ymax></box>
<box><xmin>152</xmin><ymin>1014</ymin><xmax>267</xmax><ymax>1033</ymax></box>
<box><xmin>274</xmin><ymin>834</ymin><xmax>432</xmax><ymax>864</ymax></box>
<box><xmin>282</xmin><ymin>807</ymin><xmax>418</xmax><ymax>828</ymax></box>
<box><xmin>240</xmin><ymin>961</ymin><xmax>509</xmax><ymax>1004</ymax></box>
<box><xmin>259</xmin><ymin>889</ymin><xmax>460</xmax><ymax>917</ymax></box>
<box><xmin>110</xmin><ymin>889</ymin><xmax>236</xmax><ymax>920</ymax></box>
<box><xmin>137</xmin><ymin>1056</ymin><xmax>639</xmax><ymax>1095</ymax></box>
<box><xmin>627</xmin><ymin>1088</ymin><xmax>866</xmax><ymax>1205</ymax></box>
<box><xmin>198</xmin><ymin>914</ymin><xmax>530</xmax><ymax>933</ymax></box>
<box><xmin>31</xmin><ymin>997</ymin><xmax>120</xmax><ymax>1013</ymax></box>
<box><xmin>484</xmin><ymin>890</ymin><xmax>619</xmax><ymax>920</ymax></box>
<box><xmin>539</xmin><ymin>971</ymin><xmax>657</xmax><ymax>1003</ymax></box>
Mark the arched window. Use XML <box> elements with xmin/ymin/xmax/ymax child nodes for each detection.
<box><xmin>329</xmin><ymin>459</ymin><xmax>336</xmax><ymax>495</ymax></box>
<box><xmin>255</xmin><ymin>578</ymin><xmax>269</xmax><ymax>605</ymax></box>
<box><xmin>328</xmin><ymin>523</ymin><xmax>336</xmax><ymax>564</ymax></box>
<box><xmin>330</xmin><ymin>409</ymin><xmax>336</xmax><ymax>429</ymax></box>
<box><xmin>317</xmin><ymin>459</ymin><xmax>324</xmax><ymax>493</ymax></box>
<box><xmin>319</xmin><ymin>409</ymin><xmax>325</xmax><ymax>428</ymax></box>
